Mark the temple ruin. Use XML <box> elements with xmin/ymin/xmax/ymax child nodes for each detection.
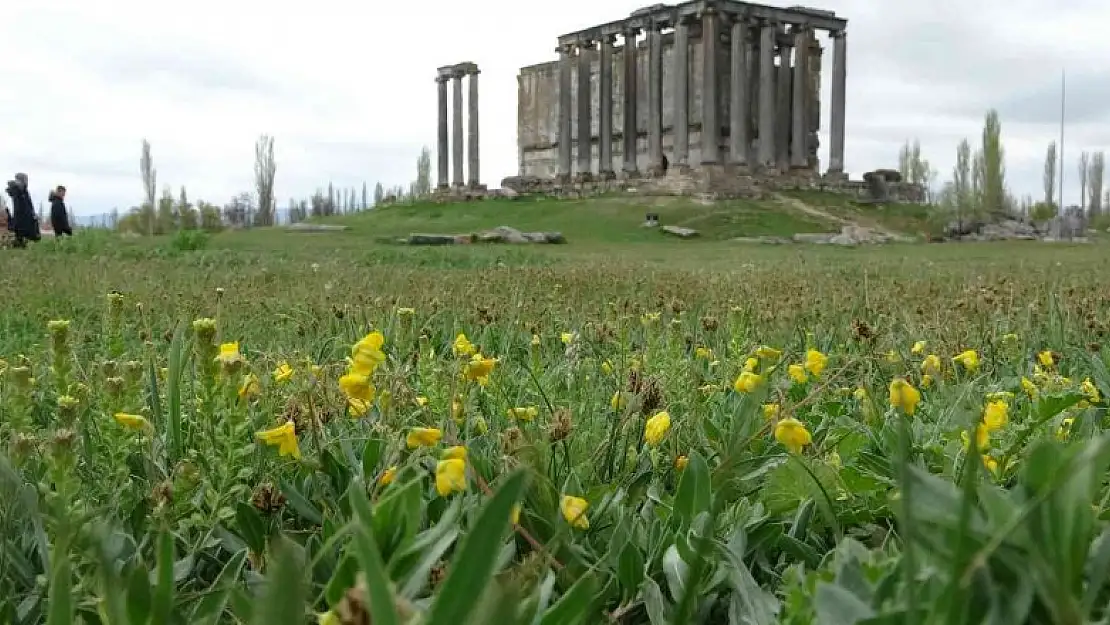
<box><xmin>435</xmin><ymin>62</ymin><xmax>485</xmax><ymax>194</ymax></box>
<box><xmin>505</xmin><ymin>1</ymin><xmax>861</xmax><ymax>197</ymax></box>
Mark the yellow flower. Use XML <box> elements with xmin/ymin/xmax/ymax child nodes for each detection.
<box><xmin>435</xmin><ymin>458</ymin><xmax>467</xmax><ymax>496</ymax></box>
<box><xmin>415</xmin><ymin>396</ymin><xmax>429</xmax><ymax>407</ymax></box>
<box><xmin>788</xmin><ymin>364</ymin><xmax>808</xmax><ymax>384</ymax></box>
<box><xmin>453</xmin><ymin>333</ymin><xmax>476</xmax><ymax>358</ymax></box>
<box><xmin>1082</xmin><ymin>378</ymin><xmax>1101</xmax><ymax>403</ymax></box>
<box><xmin>347</xmin><ymin>397</ymin><xmax>371</xmax><ymax>417</ymax></box>
<box><xmin>853</xmin><ymin>387</ymin><xmax>868</xmax><ymax>400</ymax></box>
<box><xmin>600</xmin><ymin>360</ymin><xmax>613</xmax><ymax>375</ymax></box>
<box><xmin>406</xmin><ymin>427</ymin><xmax>443</xmax><ymax>449</ymax></box>
<box><xmin>694</xmin><ymin>346</ymin><xmax>714</xmax><ymax>360</ymax></box>
<box><xmin>318</xmin><ymin>610</ymin><xmax>341</xmax><ymax>625</ymax></box>
<box><xmin>610</xmin><ymin>391</ymin><xmax>630</xmax><ymax>411</ymax></box>
<box><xmin>755</xmin><ymin>346</ymin><xmax>782</xmax><ymax>361</ymax></box>
<box><xmin>510</xmin><ymin>504</ymin><xmax>522</xmax><ymax>525</ymax></box>
<box><xmin>921</xmin><ymin>354</ymin><xmax>942</xmax><ymax>377</ymax></box>
<box><xmin>338</xmin><ymin>372</ymin><xmax>375</xmax><ymax>403</ymax></box>
<box><xmin>733</xmin><ymin>371</ymin><xmax>764</xmax><ymax>393</ymax></box>
<box><xmin>464</xmin><ymin>353</ymin><xmax>497</xmax><ymax>386</ymax></box>
<box><xmin>982</xmin><ymin>455</ymin><xmax>999</xmax><ymax>475</ymax></box>
<box><xmin>442</xmin><ymin>445</ymin><xmax>467</xmax><ymax>460</ymax></box>
<box><xmin>560</xmin><ymin>495</ymin><xmax>590</xmax><ymax>529</ymax></box>
<box><xmin>113</xmin><ymin>412</ymin><xmax>150</xmax><ymax>431</ymax></box>
<box><xmin>774</xmin><ymin>417</ymin><xmax>812</xmax><ymax>454</ymax></box>
<box><xmin>675</xmin><ymin>455</ymin><xmax>689</xmax><ymax>471</ymax></box>
<box><xmin>397</xmin><ymin>307</ymin><xmax>415</xmax><ymax>316</ymax></box>
<box><xmin>911</xmin><ymin>340</ymin><xmax>926</xmax><ymax>355</ymax></box>
<box><xmin>743</xmin><ymin>357</ymin><xmax>759</xmax><ymax>373</ymax></box>
<box><xmin>644</xmin><ymin>411</ymin><xmax>671</xmax><ymax>447</ymax></box>
<box><xmin>953</xmin><ymin>350</ymin><xmax>980</xmax><ymax>373</ymax></box>
<box><xmin>1021</xmin><ymin>376</ymin><xmax>1038</xmax><ymax>399</ymax></box>
<box><xmin>507</xmin><ymin>406</ymin><xmax>539</xmax><ymax>422</ymax></box>
<box><xmin>1037</xmin><ymin>350</ymin><xmax>1055</xmax><ymax>368</ymax></box>
<box><xmin>961</xmin><ymin>423</ymin><xmax>990</xmax><ymax>451</ymax></box>
<box><xmin>982</xmin><ymin>399</ymin><xmax>1009</xmax><ymax>432</ymax></box>
<box><xmin>1002</xmin><ymin>333</ymin><xmax>1019</xmax><ymax>344</ymax></box>
<box><xmin>216</xmin><ymin>342</ymin><xmax>245</xmax><ymax>366</ymax></box>
<box><xmin>560</xmin><ymin>332</ymin><xmax>577</xmax><ymax>345</ymax></box>
<box><xmin>238</xmin><ymin>374</ymin><xmax>261</xmax><ymax>400</ymax></box>
<box><xmin>256</xmin><ymin>421</ymin><xmax>301</xmax><ymax>459</ymax></box>
<box><xmin>473</xmin><ymin>416</ymin><xmax>488</xmax><ymax>435</ymax></box>
<box><xmin>921</xmin><ymin>374</ymin><xmax>934</xmax><ymax>388</ymax></box>
<box><xmin>379</xmin><ymin>466</ymin><xmax>397</xmax><ymax>485</ymax></box>
<box><xmin>531</xmin><ymin>334</ymin><xmax>541</xmax><ymax>347</ymax></box>
<box><xmin>804</xmin><ymin>349</ymin><xmax>828</xmax><ymax>377</ymax></box>
<box><xmin>273</xmin><ymin>362</ymin><xmax>294</xmax><ymax>384</ymax></box>
<box><xmin>350</xmin><ymin>332</ymin><xmax>386</xmax><ymax>376</ymax></box>
<box><xmin>762</xmin><ymin>403</ymin><xmax>780</xmax><ymax>420</ymax></box>
<box><xmin>1057</xmin><ymin>417</ymin><xmax>1074</xmax><ymax>441</ymax></box>
<box><xmin>889</xmin><ymin>378</ymin><xmax>921</xmax><ymax>416</ymax></box>
<box><xmin>885</xmin><ymin>350</ymin><xmax>902</xmax><ymax>364</ymax></box>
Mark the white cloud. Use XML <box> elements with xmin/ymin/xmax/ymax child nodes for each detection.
<box><xmin>2</xmin><ymin>0</ymin><xmax>1108</xmax><ymax>215</ymax></box>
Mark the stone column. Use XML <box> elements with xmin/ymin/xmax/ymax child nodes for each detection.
<box><xmin>557</xmin><ymin>44</ymin><xmax>573</xmax><ymax>181</ymax></box>
<box><xmin>467</xmin><ymin>67</ymin><xmax>481</xmax><ymax>187</ymax></box>
<box><xmin>776</xmin><ymin>36</ymin><xmax>793</xmax><ymax>172</ymax></box>
<box><xmin>622</xmin><ymin>28</ymin><xmax>639</xmax><ymax>175</ymax></box>
<box><xmin>791</xmin><ymin>27</ymin><xmax>808</xmax><ymax>169</ymax></box>
<box><xmin>728</xmin><ymin>18</ymin><xmax>750</xmax><ymax>166</ymax></box>
<box><xmin>435</xmin><ymin>72</ymin><xmax>450</xmax><ymax>189</ymax></box>
<box><xmin>451</xmin><ymin>67</ymin><xmax>465</xmax><ymax>187</ymax></box>
<box><xmin>757</xmin><ymin>23</ymin><xmax>776</xmax><ymax>168</ymax></box>
<box><xmin>700</xmin><ymin>8</ymin><xmax>720</xmax><ymax>164</ymax></box>
<box><xmin>672</xmin><ymin>16</ymin><xmax>690</xmax><ymax>168</ymax></box>
<box><xmin>599</xmin><ymin>35</ymin><xmax>615</xmax><ymax>178</ymax></box>
<box><xmin>647</xmin><ymin>21</ymin><xmax>664</xmax><ymax>175</ymax></box>
<box><xmin>577</xmin><ymin>40</ymin><xmax>594</xmax><ymax>179</ymax></box>
<box><xmin>828</xmin><ymin>30</ymin><xmax>847</xmax><ymax>176</ymax></box>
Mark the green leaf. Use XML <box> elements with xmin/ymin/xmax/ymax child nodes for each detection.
<box><xmin>151</xmin><ymin>531</ymin><xmax>175</xmax><ymax>625</ymax></box>
<box><xmin>362</xmin><ymin>438</ymin><xmax>384</xmax><ymax>478</ymax></box>
<box><xmin>425</xmin><ymin>470</ymin><xmax>528</xmax><ymax>625</ymax></box>
<box><xmin>45</xmin><ymin>548</ymin><xmax>72</xmax><ymax>625</ymax></box>
<box><xmin>674</xmin><ymin>450</ymin><xmax>710</xmax><ymax>528</ymax></box>
<box><xmin>641</xmin><ymin>578</ymin><xmax>670</xmax><ymax>625</ymax></box>
<box><xmin>815</xmin><ymin>582</ymin><xmax>875</xmax><ymax>625</ymax></box>
<box><xmin>165</xmin><ymin>321</ymin><xmax>186</xmax><ymax>463</ymax></box>
<box><xmin>235</xmin><ymin>502</ymin><xmax>267</xmax><ymax>554</ymax></box>
<box><xmin>280</xmin><ymin>479</ymin><xmax>323</xmax><ymax>525</ymax></box>
<box><xmin>539</xmin><ymin>572</ymin><xmax>598</xmax><ymax>625</ymax></box>
<box><xmin>190</xmin><ymin>550</ymin><xmax>247</xmax><ymax>625</ymax></box>
<box><xmin>661</xmin><ymin>544</ymin><xmax>689</xmax><ymax>603</ymax></box>
<box><xmin>126</xmin><ymin>565</ymin><xmax>152</xmax><ymax>625</ymax></box>
<box><xmin>253</xmin><ymin>535</ymin><xmax>307</xmax><ymax>625</ymax></box>
<box><xmin>349</xmin><ymin>479</ymin><xmax>402</xmax><ymax>625</ymax></box>
<box><xmin>617</xmin><ymin>542</ymin><xmax>645</xmax><ymax>594</ymax></box>
<box><xmin>324</xmin><ymin>554</ymin><xmax>359</xmax><ymax>606</ymax></box>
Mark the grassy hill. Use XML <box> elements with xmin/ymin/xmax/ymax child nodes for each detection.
<box><xmin>288</xmin><ymin>191</ymin><xmax>937</xmax><ymax>244</ymax></box>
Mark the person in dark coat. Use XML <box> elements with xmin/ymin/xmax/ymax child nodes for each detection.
<box><xmin>49</xmin><ymin>186</ymin><xmax>72</xmax><ymax>236</ymax></box>
<box><xmin>5</xmin><ymin>173</ymin><xmax>40</xmax><ymax>247</ymax></box>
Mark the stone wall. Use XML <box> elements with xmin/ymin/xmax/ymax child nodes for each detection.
<box><xmin>501</xmin><ymin>169</ymin><xmax>927</xmax><ymax>202</ymax></box>
<box><xmin>517</xmin><ymin>28</ymin><xmax>822</xmax><ymax>178</ymax></box>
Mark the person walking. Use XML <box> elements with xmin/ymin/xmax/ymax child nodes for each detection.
<box><xmin>5</xmin><ymin>173</ymin><xmax>40</xmax><ymax>247</ymax></box>
<box><xmin>49</xmin><ymin>185</ymin><xmax>72</xmax><ymax>236</ymax></box>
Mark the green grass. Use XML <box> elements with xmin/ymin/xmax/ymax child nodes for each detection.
<box><xmin>2</xmin><ymin>200</ymin><xmax>1110</xmax><ymax>624</ymax></box>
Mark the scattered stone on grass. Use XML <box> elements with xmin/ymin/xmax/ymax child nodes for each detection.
<box><xmin>406</xmin><ymin>226</ymin><xmax>565</xmax><ymax>246</ymax></box>
<box><xmin>285</xmin><ymin>223</ymin><xmax>350</xmax><ymax>232</ymax></box>
<box><xmin>662</xmin><ymin>225</ymin><xmax>699</xmax><ymax>238</ymax></box>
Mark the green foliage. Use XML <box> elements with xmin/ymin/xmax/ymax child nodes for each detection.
<box><xmin>169</xmin><ymin>228</ymin><xmax>210</xmax><ymax>252</ymax></box>
<box><xmin>4</xmin><ymin>227</ymin><xmax>1110</xmax><ymax>623</ymax></box>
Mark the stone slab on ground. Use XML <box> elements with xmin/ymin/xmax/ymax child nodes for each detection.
<box><xmin>662</xmin><ymin>225</ymin><xmax>699</xmax><ymax>238</ymax></box>
<box><xmin>406</xmin><ymin>226</ymin><xmax>565</xmax><ymax>246</ymax></box>
<box><xmin>285</xmin><ymin>223</ymin><xmax>350</xmax><ymax>232</ymax></box>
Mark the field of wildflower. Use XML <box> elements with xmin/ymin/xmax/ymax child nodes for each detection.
<box><xmin>4</xmin><ymin>233</ymin><xmax>1110</xmax><ymax>624</ymax></box>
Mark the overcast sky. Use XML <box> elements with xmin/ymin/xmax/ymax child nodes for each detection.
<box><xmin>2</xmin><ymin>0</ymin><xmax>1107</xmax><ymax>215</ymax></box>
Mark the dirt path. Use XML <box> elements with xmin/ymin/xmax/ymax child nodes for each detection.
<box><xmin>770</xmin><ymin>192</ymin><xmax>903</xmax><ymax>237</ymax></box>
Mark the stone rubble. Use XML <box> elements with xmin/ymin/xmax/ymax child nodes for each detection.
<box><xmin>405</xmin><ymin>226</ymin><xmax>565</xmax><ymax>246</ymax></box>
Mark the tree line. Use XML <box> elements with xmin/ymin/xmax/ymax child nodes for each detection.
<box><xmin>109</xmin><ymin>139</ymin><xmax>433</xmax><ymax>235</ymax></box>
<box><xmin>898</xmin><ymin>108</ymin><xmax>1109</xmax><ymax>226</ymax></box>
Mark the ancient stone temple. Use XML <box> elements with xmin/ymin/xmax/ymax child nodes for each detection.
<box><xmin>435</xmin><ymin>62</ymin><xmax>485</xmax><ymax>193</ymax></box>
<box><xmin>512</xmin><ymin>1</ymin><xmax>848</xmax><ymax>191</ymax></box>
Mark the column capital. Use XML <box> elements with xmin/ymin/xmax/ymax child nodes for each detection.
<box><xmin>600</xmin><ymin>33</ymin><xmax>617</xmax><ymax>45</ymax></box>
<box><xmin>577</xmin><ymin>38</ymin><xmax>597</xmax><ymax>50</ymax></box>
<box><xmin>830</xmin><ymin>29</ymin><xmax>847</xmax><ymax>39</ymax></box>
<box><xmin>622</xmin><ymin>24</ymin><xmax>641</xmax><ymax>38</ymax></box>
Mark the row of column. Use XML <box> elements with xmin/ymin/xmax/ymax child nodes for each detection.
<box><xmin>435</xmin><ymin>63</ymin><xmax>481</xmax><ymax>189</ymax></box>
<box><xmin>555</xmin><ymin>14</ymin><xmax>847</xmax><ymax>179</ymax></box>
